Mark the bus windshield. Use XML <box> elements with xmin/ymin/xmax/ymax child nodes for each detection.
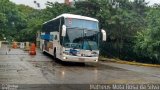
<box><xmin>65</xmin><ymin>18</ymin><xmax>99</xmax><ymax>30</ymax></box>
<box><xmin>63</xmin><ymin>28</ymin><xmax>99</xmax><ymax>50</ymax></box>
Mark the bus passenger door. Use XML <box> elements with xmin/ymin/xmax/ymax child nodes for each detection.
<box><xmin>52</xmin><ymin>32</ymin><xmax>60</xmax><ymax>58</ymax></box>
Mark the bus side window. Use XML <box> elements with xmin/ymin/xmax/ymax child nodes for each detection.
<box><xmin>60</xmin><ymin>17</ymin><xmax>64</xmax><ymax>45</ymax></box>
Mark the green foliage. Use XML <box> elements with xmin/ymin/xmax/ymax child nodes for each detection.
<box><xmin>0</xmin><ymin>0</ymin><xmax>27</xmax><ymax>40</ymax></box>
<box><xmin>44</xmin><ymin>2</ymin><xmax>74</xmax><ymax>20</ymax></box>
<box><xmin>134</xmin><ymin>5</ymin><xmax>160</xmax><ymax>63</ymax></box>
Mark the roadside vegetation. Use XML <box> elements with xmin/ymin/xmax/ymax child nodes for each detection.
<box><xmin>0</xmin><ymin>0</ymin><xmax>160</xmax><ymax>64</ymax></box>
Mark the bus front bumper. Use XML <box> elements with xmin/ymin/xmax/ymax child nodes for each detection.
<box><xmin>61</xmin><ymin>55</ymin><xmax>98</xmax><ymax>63</ymax></box>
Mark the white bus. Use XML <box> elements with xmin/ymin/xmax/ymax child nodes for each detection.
<box><xmin>40</xmin><ymin>14</ymin><xmax>106</xmax><ymax>63</ymax></box>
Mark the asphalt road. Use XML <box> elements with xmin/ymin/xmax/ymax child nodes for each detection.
<box><xmin>0</xmin><ymin>44</ymin><xmax>160</xmax><ymax>90</ymax></box>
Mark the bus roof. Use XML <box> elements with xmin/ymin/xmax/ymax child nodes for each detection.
<box><xmin>57</xmin><ymin>14</ymin><xmax>98</xmax><ymax>22</ymax></box>
<box><xmin>43</xmin><ymin>13</ymin><xmax>98</xmax><ymax>24</ymax></box>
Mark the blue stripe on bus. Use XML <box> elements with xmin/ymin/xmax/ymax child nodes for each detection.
<box><xmin>41</xmin><ymin>34</ymin><xmax>53</xmax><ymax>40</ymax></box>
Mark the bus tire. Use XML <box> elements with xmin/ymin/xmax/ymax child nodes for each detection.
<box><xmin>54</xmin><ymin>48</ymin><xmax>56</xmax><ymax>59</ymax></box>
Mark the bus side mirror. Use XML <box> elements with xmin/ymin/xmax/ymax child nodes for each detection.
<box><xmin>101</xmin><ymin>29</ymin><xmax>106</xmax><ymax>41</ymax></box>
<box><xmin>62</xmin><ymin>25</ymin><xmax>66</xmax><ymax>37</ymax></box>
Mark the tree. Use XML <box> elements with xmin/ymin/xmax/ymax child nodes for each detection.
<box><xmin>134</xmin><ymin>5</ymin><xmax>160</xmax><ymax>63</ymax></box>
<box><xmin>0</xmin><ymin>0</ymin><xmax>27</xmax><ymax>41</ymax></box>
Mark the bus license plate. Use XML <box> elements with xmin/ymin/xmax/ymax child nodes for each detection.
<box><xmin>79</xmin><ymin>58</ymin><xmax>85</xmax><ymax>61</ymax></box>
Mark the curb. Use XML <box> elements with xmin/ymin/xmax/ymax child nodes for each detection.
<box><xmin>99</xmin><ymin>58</ymin><xmax>160</xmax><ymax>67</ymax></box>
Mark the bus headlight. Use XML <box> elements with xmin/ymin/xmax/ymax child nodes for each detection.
<box><xmin>63</xmin><ymin>57</ymin><xmax>67</xmax><ymax>59</ymax></box>
<box><xmin>91</xmin><ymin>52</ymin><xmax>97</xmax><ymax>54</ymax></box>
<box><xmin>91</xmin><ymin>52</ymin><xmax>98</xmax><ymax>57</ymax></box>
<box><xmin>95</xmin><ymin>59</ymin><xmax>98</xmax><ymax>62</ymax></box>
